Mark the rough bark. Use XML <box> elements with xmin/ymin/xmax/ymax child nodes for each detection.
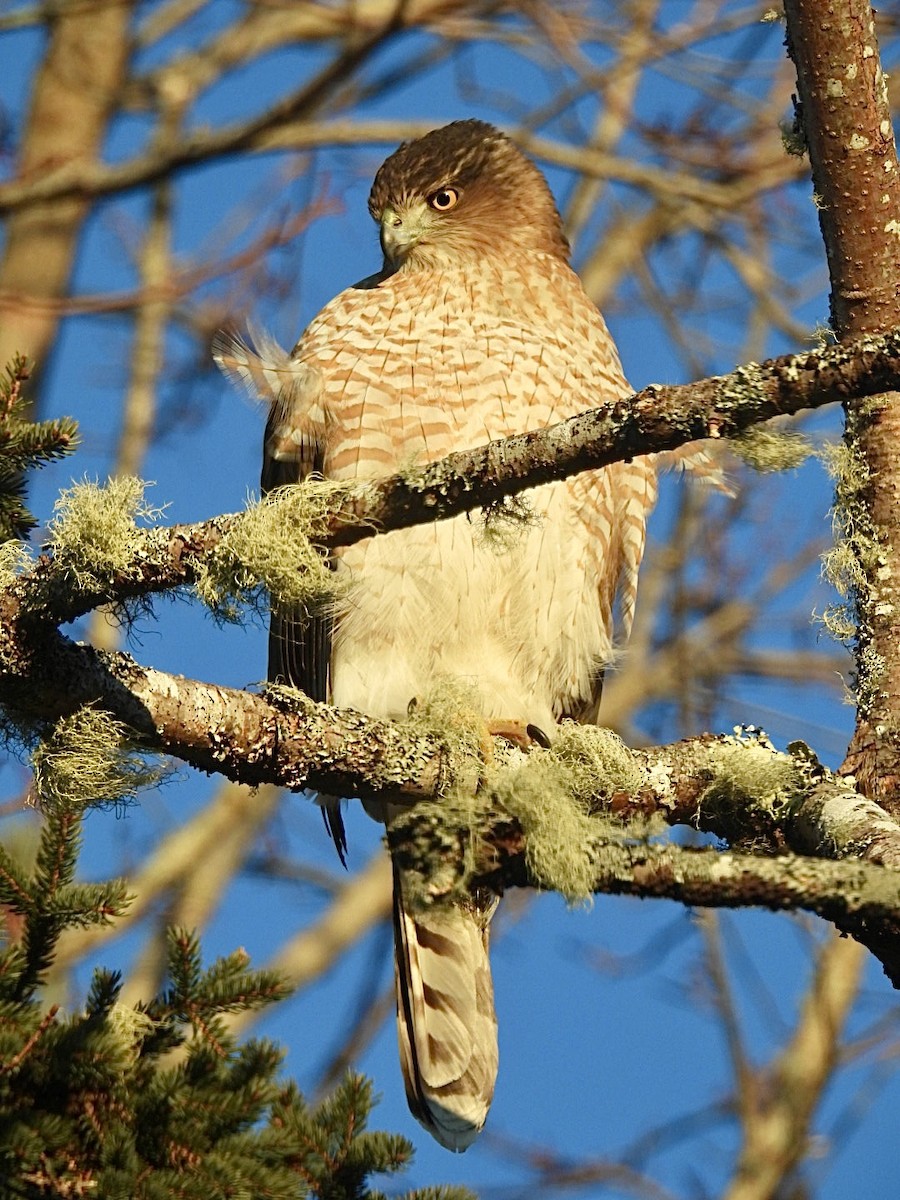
<box><xmin>13</xmin><ymin>327</ymin><xmax>900</xmax><ymax>628</ymax></box>
<box><xmin>5</xmin><ymin>611</ymin><xmax>900</xmax><ymax>977</ymax></box>
<box><xmin>785</xmin><ymin>0</ymin><xmax>900</xmax><ymax>813</ymax></box>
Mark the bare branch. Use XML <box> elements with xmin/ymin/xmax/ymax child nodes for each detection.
<box><xmin>723</xmin><ymin>934</ymin><xmax>865</xmax><ymax>1200</ymax></box>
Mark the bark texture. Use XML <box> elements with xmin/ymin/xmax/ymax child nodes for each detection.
<box><xmin>785</xmin><ymin>0</ymin><xmax>900</xmax><ymax>813</ymax></box>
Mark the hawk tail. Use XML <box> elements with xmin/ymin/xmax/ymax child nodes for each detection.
<box><xmin>392</xmin><ymin>865</ymin><xmax>498</xmax><ymax>1152</ymax></box>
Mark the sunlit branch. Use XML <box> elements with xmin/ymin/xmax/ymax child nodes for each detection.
<box><xmin>9</xmin><ymin>326</ymin><xmax>900</xmax><ymax>627</ymax></box>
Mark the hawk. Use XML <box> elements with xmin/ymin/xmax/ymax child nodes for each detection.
<box><xmin>217</xmin><ymin>120</ymin><xmax>658</xmax><ymax>1151</ymax></box>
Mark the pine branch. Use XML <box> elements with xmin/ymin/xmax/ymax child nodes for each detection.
<box><xmin>0</xmin><ymin>356</ymin><xmax>78</xmax><ymax>542</ymax></box>
<box><xmin>0</xmin><ymin>802</ymin><xmax>475</xmax><ymax>1198</ymax></box>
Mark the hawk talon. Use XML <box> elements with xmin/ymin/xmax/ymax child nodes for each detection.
<box><xmin>485</xmin><ymin>718</ymin><xmax>550</xmax><ymax>752</ymax></box>
<box><xmin>526</xmin><ymin>723</ymin><xmax>552</xmax><ymax>749</ymax></box>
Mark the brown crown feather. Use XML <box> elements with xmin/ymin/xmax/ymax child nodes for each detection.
<box><xmin>368</xmin><ymin>119</ymin><xmax>570</xmax><ymax>262</ymax></box>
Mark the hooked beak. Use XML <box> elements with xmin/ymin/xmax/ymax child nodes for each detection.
<box><xmin>380</xmin><ymin>204</ymin><xmax>430</xmax><ymax>266</ymax></box>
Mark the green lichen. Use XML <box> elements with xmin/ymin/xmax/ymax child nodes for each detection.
<box><xmin>392</xmin><ymin>695</ymin><xmax>665</xmax><ymax>907</ymax></box>
<box><xmin>551</xmin><ymin>723</ymin><xmax>643</xmax><ymax>799</ymax></box>
<box><xmin>391</xmin><ymin>680</ymin><xmax>491</xmax><ymax>907</ymax></box>
<box><xmin>490</xmin><ymin>751</ymin><xmax>597</xmax><ymax>903</ymax></box>
<box><xmin>32</xmin><ymin>706</ymin><xmax>167</xmax><ymax>812</ymax></box>
<box><xmin>818</xmin><ymin>436</ymin><xmax>881</xmax><ymax>661</ymax></box>
<box><xmin>48</xmin><ymin>476</ymin><xmax>165</xmax><ymax>591</ymax></box>
<box><xmin>193</xmin><ymin>482</ymin><xmax>347</xmax><ymax>621</ymax></box>
<box><xmin>403</xmin><ymin>678</ymin><xmax>486</xmax><ymax>769</ymax></box>
<box><xmin>0</xmin><ymin>539</ymin><xmax>33</xmax><ymax>588</ymax></box>
<box><xmin>718</xmin><ymin>361</ymin><xmax>767</xmax><ymax>409</ymax></box>
<box><xmin>700</xmin><ymin>728</ymin><xmax>803</xmax><ymax>825</ymax></box>
<box><xmin>730</xmin><ymin>426</ymin><xmax>812</xmax><ymax>473</ymax></box>
<box><xmin>490</xmin><ymin>726</ymin><xmax>669</xmax><ymax>902</ymax></box>
<box><xmin>819</xmin><ymin>399</ymin><xmax>896</xmax><ymax>718</ymax></box>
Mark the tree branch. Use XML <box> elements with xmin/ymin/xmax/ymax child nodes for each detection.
<box><xmin>785</xmin><ymin>0</ymin><xmax>900</xmax><ymax>814</ymax></box>
<box><xmin>0</xmin><ymin>115</ymin><xmax>802</xmax><ymax>219</ymax></box>
<box><xmin>460</xmin><ymin>825</ymin><xmax>900</xmax><ymax>985</ymax></box>
<box><xmin>12</xmin><ymin>326</ymin><xmax>900</xmax><ymax>625</ymax></box>
<box><xmin>5</xmin><ymin>620</ymin><xmax>900</xmax><ymax>979</ymax></box>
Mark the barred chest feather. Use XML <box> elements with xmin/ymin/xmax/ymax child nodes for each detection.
<box><xmin>291</xmin><ymin>252</ymin><xmax>656</xmax><ymax>725</ymax></box>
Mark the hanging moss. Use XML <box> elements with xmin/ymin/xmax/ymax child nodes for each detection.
<box><xmin>391</xmin><ymin>693</ymin><xmax>663</xmax><ymax>908</ymax></box>
<box><xmin>730</xmin><ymin>426</ymin><xmax>812</xmax><ymax>472</ymax></box>
<box><xmin>31</xmin><ymin>706</ymin><xmax>167</xmax><ymax>813</ymax></box>
<box><xmin>48</xmin><ymin>476</ymin><xmax>165</xmax><ymax>591</ymax></box>
<box><xmin>477</xmin><ymin>493</ymin><xmax>539</xmax><ymax>551</ymax></box>
<box><xmin>818</xmin><ymin>419</ymin><xmax>884</xmax><ymax>696</ymax></box>
<box><xmin>490</xmin><ymin>751</ymin><xmax>597</xmax><ymax>903</ymax></box>
<box><xmin>193</xmin><ymin>482</ymin><xmax>347</xmax><ymax>621</ymax></box>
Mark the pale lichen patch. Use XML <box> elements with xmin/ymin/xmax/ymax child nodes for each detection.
<box><xmin>0</xmin><ymin>540</ymin><xmax>33</xmax><ymax>588</ymax></box>
<box><xmin>730</xmin><ymin>427</ymin><xmax>812</xmax><ymax>473</ymax></box>
<box><xmin>699</xmin><ymin>728</ymin><xmax>803</xmax><ymax>825</ymax></box>
<box><xmin>48</xmin><ymin>476</ymin><xmax>165</xmax><ymax>592</ymax></box>
<box><xmin>491</xmin><ymin>751</ymin><xmax>597</xmax><ymax>903</ymax></box>
<box><xmin>32</xmin><ymin>706</ymin><xmax>166</xmax><ymax>812</ymax></box>
<box><xmin>193</xmin><ymin>481</ymin><xmax>348</xmax><ymax>620</ymax></box>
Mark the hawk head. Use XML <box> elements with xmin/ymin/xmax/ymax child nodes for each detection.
<box><xmin>368</xmin><ymin>119</ymin><xmax>570</xmax><ymax>272</ymax></box>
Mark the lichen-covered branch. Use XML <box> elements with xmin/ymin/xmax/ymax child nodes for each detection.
<box><xmin>318</xmin><ymin>325</ymin><xmax>900</xmax><ymax>552</ymax></box>
<box><xmin>477</xmin><ymin>834</ymin><xmax>900</xmax><ymax>941</ymax></box>
<box><xmin>462</xmin><ymin>816</ymin><xmax>900</xmax><ymax>985</ymax></box>
<box><xmin>621</xmin><ymin>737</ymin><xmax>900</xmax><ymax>871</ymax></box>
<box><xmin>0</xmin><ymin>627</ymin><xmax>446</xmax><ymax>804</ymax></box>
<box><xmin>6</xmin><ymin>618</ymin><xmax>900</xmax><ymax>877</ymax></box>
<box><xmin>6</xmin><ymin>620</ymin><xmax>900</xmax><ymax>978</ymax></box>
<box><xmin>9</xmin><ymin>327</ymin><xmax>900</xmax><ymax>627</ymax></box>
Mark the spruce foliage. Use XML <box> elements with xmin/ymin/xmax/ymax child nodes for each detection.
<box><xmin>0</xmin><ymin>357</ymin><xmax>78</xmax><ymax>543</ymax></box>
<box><xmin>0</xmin><ymin>364</ymin><xmax>475</xmax><ymax>1197</ymax></box>
<box><xmin>0</xmin><ymin>739</ymin><xmax>475</xmax><ymax>1198</ymax></box>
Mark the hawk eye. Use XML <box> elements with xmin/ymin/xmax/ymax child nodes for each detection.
<box><xmin>428</xmin><ymin>187</ymin><xmax>460</xmax><ymax>211</ymax></box>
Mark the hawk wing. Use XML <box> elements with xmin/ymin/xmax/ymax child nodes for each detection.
<box><xmin>214</xmin><ymin>327</ymin><xmax>333</xmax><ymax>702</ymax></box>
<box><xmin>215</xmin><ymin>330</ymin><xmax>344</xmax><ymax>853</ymax></box>
<box><xmin>260</xmin><ymin>415</ymin><xmax>333</xmax><ymax>706</ymax></box>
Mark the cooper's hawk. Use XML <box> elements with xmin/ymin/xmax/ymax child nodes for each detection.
<box><xmin>217</xmin><ymin>120</ymin><xmax>658</xmax><ymax>1151</ymax></box>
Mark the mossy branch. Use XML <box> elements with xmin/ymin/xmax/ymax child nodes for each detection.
<box><xmin>3</xmin><ymin>625</ymin><xmax>900</xmax><ymax>978</ymax></box>
<box><xmin>5</xmin><ymin>328</ymin><xmax>900</xmax><ymax>626</ymax></box>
